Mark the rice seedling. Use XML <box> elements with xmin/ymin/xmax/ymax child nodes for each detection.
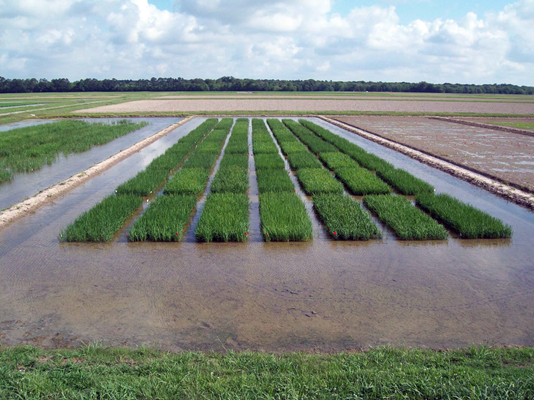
<box><xmin>252</xmin><ymin>140</ymin><xmax>279</xmax><ymax>154</ymax></box>
<box><xmin>219</xmin><ymin>153</ymin><xmax>249</xmax><ymax>169</ymax></box>
<box><xmin>252</xmin><ymin>119</ymin><xmax>279</xmax><ymax>154</ymax></box>
<box><xmin>210</xmin><ymin>165</ymin><xmax>249</xmax><ymax>194</ymax></box>
<box><xmin>282</xmin><ymin>120</ymin><xmax>338</xmax><ymax>154</ymax></box>
<box><xmin>287</xmin><ymin>152</ymin><xmax>323</xmax><ymax>169</ymax></box>
<box><xmin>319</xmin><ymin>152</ymin><xmax>358</xmax><ymax>170</ymax></box>
<box><xmin>256</xmin><ymin>169</ymin><xmax>295</xmax><ymax>193</ymax></box>
<box><xmin>195</xmin><ymin>141</ymin><xmax>224</xmax><ymax>153</ymax></box>
<box><xmin>377</xmin><ymin>168</ymin><xmax>434</xmax><ymax>195</ymax></box>
<box><xmin>115</xmin><ymin>168</ymin><xmax>171</xmax><ymax>196</ymax></box>
<box><xmin>224</xmin><ymin>119</ymin><xmax>249</xmax><ymax>154</ymax></box>
<box><xmin>61</xmin><ymin>195</ymin><xmax>142</xmax><ymax>242</ymax></box>
<box><xmin>266</xmin><ymin>119</ymin><xmax>299</xmax><ymax>143</ymax></box>
<box><xmin>335</xmin><ymin>167</ymin><xmax>392</xmax><ymax>195</ymax></box>
<box><xmin>254</xmin><ymin>154</ymin><xmax>285</xmax><ymax>170</ymax></box>
<box><xmin>297</xmin><ymin>168</ymin><xmax>344</xmax><ymax>195</ymax></box>
<box><xmin>260</xmin><ymin>192</ymin><xmax>313</xmax><ymax>241</ymax></box>
<box><xmin>0</xmin><ymin>169</ymin><xmax>12</xmax><ymax>184</ymax></box>
<box><xmin>127</xmin><ymin>195</ymin><xmax>197</xmax><ymax>242</ymax></box>
<box><xmin>313</xmin><ymin>194</ymin><xmax>381</xmax><ymax>240</ymax></box>
<box><xmin>279</xmin><ymin>141</ymin><xmax>309</xmax><ymax>154</ymax></box>
<box><xmin>164</xmin><ymin>168</ymin><xmax>210</xmax><ymax>195</ymax></box>
<box><xmin>177</xmin><ymin>118</ymin><xmax>218</xmax><ymax>145</ymax></box>
<box><xmin>183</xmin><ymin>152</ymin><xmax>220</xmax><ymax>169</ymax></box>
<box><xmin>363</xmin><ymin>195</ymin><xmax>448</xmax><ymax>240</ymax></box>
<box><xmin>195</xmin><ymin>193</ymin><xmax>249</xmax><ymax>242</ymax></box>
<box><xmin>416</xmin><ymin>193</ymin><xmax>513</xmax><ymax>238</ymax></box>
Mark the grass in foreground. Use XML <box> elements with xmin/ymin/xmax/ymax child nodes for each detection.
<box><xmin>164</xmin><ymin>168</ymin><xmax>210</xmax><ymax>195</ymax></box>
<box><xmin>335</xmin><ymin>167</ymin><xmax>392</xmax><ymax>195</ymax></box>
<box><xmin>128</xmin><ymin>195</ymin><xmax>197</xmax><ymax>241</ymax></box>
<box><xmin>314</xmin><ymin>194</ymin><xmax>381</xmax><ymax>240</ymax></box>
<box><xmin>195</xmin><ymin>193</ymin><xmax>249</xmax><ymax>242</ymax></box>
<box><xmin>298</xmin><ymin>168</ymin><xmax>344</xmax><ymax>195</ymax></box>
<box><xmin>61</xmin><ymin>195</ymin><xmax>142</xmax><ymax>242</ymax></box>
<box><xmin>416</xmin><ymin>193</ymin><xmax>513</xmax><ymax>238</ymax></box>
<box><xmin>260</xmin><ymin>192</ymin><xmax>313</xmax><ymax>241</ymax></box>
<box><xmin>1</xmin><ymin>345</ymin><xmax>532</xmax><ymax>400</ymax></box>
<box><xmin>256</xmin><ymin>169</ymin><xmax>295</xmax><ymax>193</ymax></box>
<box><xmin>377</xmin><ymin>168</ymin><xmax>434</xmax><ymax>195</ymax></box>
<box><xmin>364</xmin><ymin>195</ymin><xmax>448</xmax><ymax>240</ymax></box>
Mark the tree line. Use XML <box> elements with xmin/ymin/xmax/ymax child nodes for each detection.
<box><xmin>1</xmin><ymin>76</ymin><xmax>532</xmax><ymax>95</ymax></box>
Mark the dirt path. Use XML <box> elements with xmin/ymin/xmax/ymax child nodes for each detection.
<box><xmin>0</xmin><ymin>116</ymin><xmax>194</xmax><ymax>230</ymax></box>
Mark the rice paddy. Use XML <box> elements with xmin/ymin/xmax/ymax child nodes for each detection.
<box><xmin>283</xmin><ymin>119</ymin><xmax>338</xmax><ymax>154</ymax></box>
<box><xmin>164</xmin><ymin>168</ymin><xmax>210</xmax><ymax>195</ymax></box>
<box><xmin>256</xmin><ymin>169</ymin><xmax>295</xmax><ymax>193</ymax></box>
<box><xmin>287</xmin><ymin>152</ymin><xmax>323</xmax><ymax>169</ymax></box>
<box><xmin>260</xmin><ymin>192</ymin><xmax>313</xmax><ymax>241</ymax></box>
<box><xmin>363</xmin><ymin>195</ymin><xmax>449</xmax><ymax>240</ymax></box>
<box><xmin>416</xmin><ymin>193</ymin><xmax>513</xmax><ymax>238</ymax></box>
<box><xmin>297</xmin><ymin>168</ymin><xmax>344</xmax><ymax>195</ymax></box>
<box><xmin>210</xmin><ymin>165</ymin><xmax>249</xmax><ymax>193</ymax></box>
<box><xmin>254</xmin><ymin>153</ymin><xmax>286</xmax><ymax>170</ymax></box>
<box><xmin>377</xmin><ymin>168</ymin><xmax>434</xmax><ymax>195</ymax></box>
<box><xmin>335</xmin><ymin>167</ymin><xmax>392</xmax><ymax>195</ymax></box>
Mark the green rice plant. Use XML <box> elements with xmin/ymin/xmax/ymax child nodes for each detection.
<box><xmin>256</xmin><ymin>169</ymin><xmax>295</xmax><ymax>194</ymax></box>
<box><xmin>254</xmin><ymin>154</ymin><xmax>285</xmax><ymax>170</ymax></box>
<box><xmin>0</xmin><ymin>169</ymin><xmax>12</xmax><ymax>184</ymax></box>
<box><xmin>195</xmin><ymin>141</ymin><xmax>224</xmax><ymax>153</ymax></box>
<box><xmin>282</xmin><ymin>120</ymin><xmax>338</xmax><ymax>154</ymax></box>
<box><xmin>183</xmin><ymin>151</ymin><xmax>219</xmax><ymax>169</ymax></box>
<box><xmin>224</xmin><ymin>119</ymin><xmax>249</xmax><ymax>154</ymax></box>
<box><xmin>335</xmin><ymin>167</ymin><xmax>392</xmax><ymax>195</ymax></box>
<box><xmin>279</xmin><ymin>141</ymin><xmax>308</xmax><ymax>154</ymax></box>
<box><xmin>252</xmin><ymin>119</ymin><xmax>279</xmax><ymax>154</ymax></box>
<box><xmin>61</xmin><ymin>195</ymin><xmax>142</xmax><ymax>242</ymax></box>
<box><xmin>219</xmin><ymin>153</ymin><xmax>249</xmax><ymax>169</ymax></box>
<box><xmin>377</xmin><ymin>168</ymin><xmax>434</xmax><ymax>195</ymax></box>
<box><xmin>363</xmin><ymin>195</ymin><xmax>448</xmax><ymax>240</ymax></box>
<box><xmin>298</xmin><ymin>168</ymin><xmax>344</xmax><ymax>195</ymax></box>
<box><xmin>260</xmin><ymin>192</ymin><xmax>313</xmax><ymax>241</ymax></box>
<box><xmin>416</xmin><ymin>193</ymin><xmax>513</xmax><ymax>238</ymax></box>
<box><xmin>128</xmin><ymin>195</ymin><xmax>197</xmax><ymax>242</ymax></box>
<box><xmin>287</xmin><ymin>152</ymin><xmax>322</xmax><ymax>169</ymax></box>
<box><xmin>319</xmin><ymin>152</ymin><xmax>358</xmax><ymax>170</ymax></box>
<box><xmin>313</xmin><ymin>194</ymin><xmax>381</xmax><ymax>240</ymax></box>
<box><xmin>252</xmin><ymin>140</ymin><xmax>279</xmax><ymax>154</ymax></box>
<box><xmin>195</xmin><ymin>193</ymin><xmax>249</xmax><ymax>242</ymax></box>
<box><xmin>115</xmin><ymin>168</ymin><xmax>170</xmax><ymax>196</ymax></box>
<box><xmin>164</xmin><ymin>168</ymin><xmax>210</xmax><ymax>195</ymax></box>
<box><xmin>210</xmin><ymin>166</ymin><xmax>249</xmax><ymax>194</ymax></box>
<box><xmin>145</xmin><ymin>149</ymin><xmax>189</xmax><ymax>172</ymax></box>
<box><xmin>266</xmin><ymin>119</ymin><xmax>299</xmax><ymax>143</ymax></box>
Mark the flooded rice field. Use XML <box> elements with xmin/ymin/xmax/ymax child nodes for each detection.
<box><xmin>335</xmin><ymin>116</ymin><xmax>534</xmax><ymax>192</ymax></box>
<box><xmin>0</xmin><ymin>117</ymin><xmax>182</xmax><ymax>210</ymax></box>
<box><xmin>0</xmin><ymin>117</ymin><xmax>533</xmax><ymax>351</ymax></box>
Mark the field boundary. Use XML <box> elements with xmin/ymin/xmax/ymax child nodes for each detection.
<box><xmin>430</xmin><ymin>116</ymin><xmax>534</xmax><ymax>138</ymax></box>
<box><xmin>0</xmin><ymin>116</ymin><xmax>195</xmax><ymax>230</ymax></box>
<box><xmin>320</xmin><ymin>116</ymin><xmax>534</xmax><ymax>210</ymax></box>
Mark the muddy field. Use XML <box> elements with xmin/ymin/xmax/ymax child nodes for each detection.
<box><xmin>335</xmin><ymin>116</ymin><xmax>534</xmax><ymax>192</ymax></box>
<box><xmin>75</xmin><ymin>99</ymin><xmax>534</xmax><ymax>114</ymax></box>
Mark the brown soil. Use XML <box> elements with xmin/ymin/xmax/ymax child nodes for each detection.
<box><xmin>0</xmin><ymin>117</ymin><xmax>194</xmax><ymax>230</ymax></box>
<box><xmin>329</xmin><ymin>116</ymin><xmax>534</xmax><ymax>208</ymax></box>
<box><xmin>435</xmin><ymin>117</ymin><xmax>534</xmax><ymax>137</ymax></box>
<box><xmin>74</xmin><ymin>99</ymin><xmax>534</xmax><ymax>114</ymax></box>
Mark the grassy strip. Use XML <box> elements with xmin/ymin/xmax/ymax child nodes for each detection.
<box><xmin>266</xmin><ymin>119</ymin><xmax>299</xmax><ymax>143</ymax></box>
<box><xmin>116</xmin><ymin>168</ymin><xmax>171</xmax><ymax>196</ymax></box>
<box><xmin>488</xmin><ymin>121</ymin><xmax>534</xmax><ymax>130</ymax></box>
<box><xmin>183</xmin><ymin>151</ymin><xmax>219</xmax><ymax>169</ymax></box>
<box><xmin>2</xmin><ymin>345</ymin><xmax>533</xmax><ymax>399</ymax></box>
<box><xmin>219</xmin><ymin>153</ymin><xmax>249</xmax><ymax>169</ymax></box>
<box><xmin>287</xmin><ymin>152</ymin><xmax>323</xmax><ymax>169</ymax></box>
<box><xmin>252</xmin><ymin>119</ymin><xmax>279</xmax><ymax>154</ymax></box>
<box><xmin>254</xmin><ymin>153</ymin><xmax>285</xmax><ymax>170</ymax></box>
<box><xmin>279</xmin><ymin>141</ymin><xmax>309</xmax><ymax>154</ymax></box>
<box><xmin>127</xmin><ymin>195</ymin><xmax>197</xmax><ymax>241</ymax></box>
<box><xmin>283</xmin><ymin>119</ymin><xmax>338</xmax><ymax>154</ymax></box>
<box><xmin>210</xmin><ymin>166</ymin><xmax>249</xmax><ymax>194</ymax></box>
<box><xmin>363</xmin><ymin>195</ymin><xmax>448</xmax><ymax>240</ymax></box>
<box><xmin>260</xmin><ymin>192</ymin><xmax>313</xmax><ymax>241</ymax></box>
<box><xmin>195</xmin><ymin>193</ymin><xmax>249</xmax><ymax>242</ymax></box>
<box><xmin>60</xmin><ymin>195</ymin><xmax>142</xmax><ymax>242</ymax></box>
<box><xmin>416</xmin><ymin>193</ymin><xmax>513</xmax><ymax>238</ymax></box>
<box><xmin>0</xmin><ymin>169</ymin><xmax>12</xmax><ymax>184</ymax></box>
<box><xmin>224</xmin><ymin>118</ymin><xmax>249</xmax><ymax>154</ymax></box>
<box><xmin>319</xmin><ymin>152</ymin><xmax>358</xmax><ymax>169</ymax></box>
<box><xmin>335</xmin><ymin>167</ymin><xmax>392</xmax><ymax>195</ymax></box>
<box><xmin>314</xmin><ymin>194</ymin><xmax>381</xmax><ymax>240</ymax></box>
<box><xmin>377</xmin><ymin>168</ymin><xmax>434</xmax><ymax>195</ymax></box>
<box><xmin>256</xmin><ymin>169</ymin><xmax>295</xmax><ymax>193</ymax></box>
<box><xmin>164</xmin><ymin>168</ymin><xmax>210</xmax><ymax>195</ymax></box>
<box><xmin>297</xmin><ymin>168</ymin><xmax>344</xmax><ymax>195</ymax></box>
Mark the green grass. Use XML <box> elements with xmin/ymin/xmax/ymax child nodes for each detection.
<box><xmin>0</xmin><ymin>119</ymin><xmax>147</xmax><ymax>182</ymax></box>
<box><xmin>60</xmin><ymin>195</ymin><xmax>142</xmax><ymax>242</ymax></box>
<box><xmin>254</xmin><ymin>153</ymin><xmax>285</xmax><ymax>170</ymax></box>
<box><xmin>164</xmin><ymin>168</ymin><xmax>210</xmax><ymax>195</ymax></box>
<box><xmin>251</xmin><ymin>140</ymin><xmax>279</xmax><ymax>154</ymax></box>
<box><xmin>260</xmin><ymin>192</ymin><xmax>313</xmax><ymax>241</ymax></box>
<box><xmin>219</xmin><ymin>153</ymin><xmax>249</xmax><ymax>169</ymax></box>
<box><xmin>210</xmin><ymin>165</ymin><xmax>249</xmax><ymax>194</ymax></box>
<box><xmin>252</xmin><ymin>119</ymin><xmax>280</xmax><ymax>154</ymax></box>
<box><xmin>488</xmin><ymin>121</ymin><xmax>534</xmax><ymax>130</ymax></box>
<box><xmin>183</xmin><ymin>151</ymin><xmax>220</xmax><ymax>169</ymax></box>
<box><xmin>363</xmin><ymin>195</ymin><xmax>449</xmax><ymax>240</ymax></box>
<box><xmin>416</xmin><ymin>193</ymin><xmax>513</xmax><ymax>238</ymax></box>
<box><xmin>319</xmin><ymin>152</ymin><xmax>358</xmax><ymax>169</ymax></box>
<box><xmin>297</xmin><ymin>168</ymin><xmax>344</xmax><ymax>195</ymax></box>
<box><xmin>115</xmin><ymin>168</ymin><xmax>171</xmax><ymax>196</ymax></box>
<box><xmin>127</xmin><ymin>195</ymin><xmax>197</xmax><ymax>242</ymax></box>
<box><xmin>0</xmin><ymin>169</ymin><xmax>12</xmax><ymax>183</ymax></box>
<box><xmin>283</xmin><ymin>119</ymin><xmax>338</xmax><ymax>154</ymax></box>
<box><xmin>335</xmin><ymin>167</ymin><xmax>392</xmax><ymax>195</ymax></box>
<box><xmin>224</xmin><ymin>118</ymin><xmax>249</xmax><ymax>154</ymax></box>
<box><xmin>266</xmin><ymin>119</ymin><xmax>299</xmax><ymax>142</ymax></box>
<box><xmin>377</xmin><ymin>168</ymin><xmax>434</xmax><ymax>195</ymax></box>
<box><xmin>195</xmin><ymin>193</ymin><xmax>249</xmax><ymax>242</ymax></box>
<box><xmin>195</xmin><ymin>141</ymin><xmax>224</xmax><ymax>153</ymax></box>
<box><xmin>1</xmin><ymin>345</ymin><xmax>533</xmax><ymax>399</ymax></box>
<box><xmin>279</xmin><ymin>141</ymin><xmax>309</xmax><ymax>154</ymax></box>
<box><xmin>314</xmin><ymin>194</ymin><xmax>381</xmax><ymax>240</ymax></box>
<box><xmin>256</xmin><ymin>169</ymin><xmax>295</xmax><ymax>193</ymax></box>
<box><xmin>287</xmin><ymin>152</ymin><xmax>323</xmax><ymax>169</ymax></box>
<box><xmin>0</xmin><ymin>101</ymin><xmax>42</xmax><ymax>107</ymax></box>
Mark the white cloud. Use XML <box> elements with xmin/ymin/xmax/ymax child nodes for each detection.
<box><xmin>0</xmin><ymin>0</ymin><xmax>533</xmax><ymax>85</ymax></box>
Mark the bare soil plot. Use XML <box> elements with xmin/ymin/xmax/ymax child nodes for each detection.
<box><xmin>74</xmin><ymin>99</ymin><xmax>534</xmax><ymax>114</ymax></box>
<box><xmin>335</xmin><ymin>116</ymin><xmax>534</xmax><ymax>192</ymax></box>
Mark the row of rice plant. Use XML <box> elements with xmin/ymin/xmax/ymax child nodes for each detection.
<box><xmin>254</xmin><ymin>119</ymin><xmax>312</xmax><ymax>241</ymax></box>
<box><xmin>224</xmin><ymin>118</ymin><xmax>249</xmax><ymax>154</ymax></box>
<box><xmin>297</xmin><ymin>168</ymin><xmax>344</xmax><ymax>195</ymax></box>
<box><xmin>283</xmin><ymin>120</ymin><xmax>338</xmax><ymax>154</ymax></box>
<box><xmin>376</xmin><ymin>168</ymin><xmax>434</xmax><ymax>195</ymax></box>
<box><xmin>0</xmin><ymin>119</ymin><xmax>148</xmax><ymax>183</ymax></box>
<box><xmin>416</xmin><ymin>193</ymin><xmax>513</xmax><ymax>238</ymax></box>
<box><xmin>313</xmin><ymin>194</ymin><xmax>381</xmax><ymax>240</ymax></box>
<box><xmin>363</xmin><ymin>195</ymin><xmax>449</xmax><ymax>240</ymax></box>
<box><xmin>61</xmin><ymin>119</ymin><xmax>219</xmax><ymax>242</ymax></box>
<box><xmin>252</xmin><ymin>119</ymin><xmax>279</xmax><ymax>154</ymax></box>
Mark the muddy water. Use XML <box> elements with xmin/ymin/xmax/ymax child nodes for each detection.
<box><xmin>0</xmin><ymin>118</ymin><xmax>182</xmax><ymax>210</ymax></box>
<box><xmin>0</xmin><ymin>117</ymin><xmax>533</xmax><ymax>351</ymax></box>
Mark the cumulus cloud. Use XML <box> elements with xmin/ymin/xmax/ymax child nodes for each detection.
<box><xmin>0</xmin><ymin>0</ymin><xmax>533</xmax><ymax>84</ymax></box>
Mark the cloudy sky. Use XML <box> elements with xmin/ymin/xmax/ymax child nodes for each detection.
<box><xmin>1</xmin><ymin>0</ymin><xmax>533</xmax><ymax>85</ymax></box>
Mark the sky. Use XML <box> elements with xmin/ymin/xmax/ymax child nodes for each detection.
<box><xmin>0</xmin><ymin>0</ymin><xmax>533</xmax><ymax>85</ymax></box>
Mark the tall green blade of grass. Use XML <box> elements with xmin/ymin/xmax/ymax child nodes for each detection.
<box><xmin>260</xmin><ymin>192</ymin><xmax>313</xmax><ymax>241</ymax></box>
